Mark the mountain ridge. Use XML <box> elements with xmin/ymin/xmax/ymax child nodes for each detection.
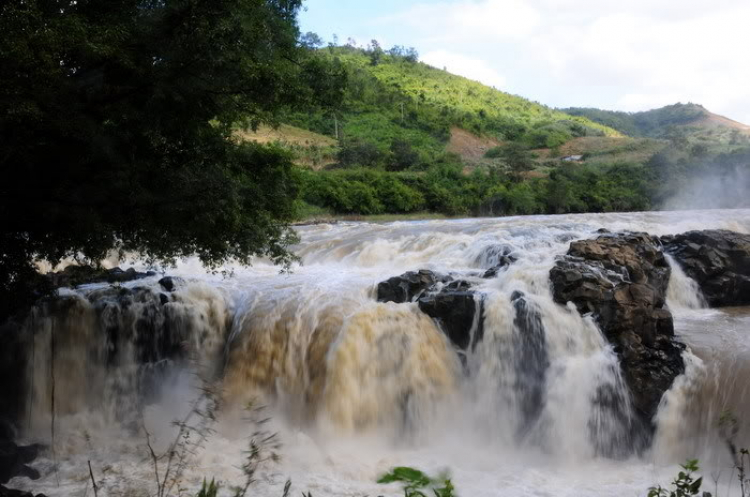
<box><xmin>562</xmin><ymin>103</ymin><xmax>750</xmax><ymax>141</ymax></box>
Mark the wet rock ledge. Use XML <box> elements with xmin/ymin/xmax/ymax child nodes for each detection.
<box><xmin>661</xmin><ymin>229</ymin><xmax>750</xmax><ymax>306</ymax></box>
<box><xmin>549</xmin><ymin>232</ymin><xmax>685</xmax><ymax>434</ymax></box>
<box><xmin>377</xmin><ymin>270</ymin><xmax>484</xmax><ymax>351</ymax></box>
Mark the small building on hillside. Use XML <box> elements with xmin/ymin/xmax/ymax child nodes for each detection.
<box><xmin>561</xmin><ymin>155</ymin><xmax>584</xmax><ymax>162</ymax></box>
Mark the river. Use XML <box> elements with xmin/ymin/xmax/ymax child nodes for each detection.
<box><xmin>10</xmin><ymin>209</ymin><xmax>750</xmax><ymax>497</ymax></box>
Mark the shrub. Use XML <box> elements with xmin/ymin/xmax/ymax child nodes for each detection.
<box><xmin>647</xmin><ymin>460</ymin><xmax>710</xmax><ymax>497</ymax></box>
<box><xmin>378</xmin><ymin>467</ymin><xmax>455</xmax><ymax>497</ymax></box>
<box><xmin>337</xmin><ymin>139</ymin><xmax>384</xmax><ymax>168</ymax></box>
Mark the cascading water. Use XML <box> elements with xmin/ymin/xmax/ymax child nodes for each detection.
<box><xmin>666</xmin><ymin>254</ymin><xmax>707</xmax><ymax>311</ymax></box>
<box><xmin>7</xmin><ymin>209</ymin><xmax>750</xmax><ymax>497</ymax></box>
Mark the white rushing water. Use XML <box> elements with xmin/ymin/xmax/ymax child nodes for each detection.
<box><xmin>10</xmin><ymin>209</ymin><xmax>750</xmax><ymax>497</ymax></box>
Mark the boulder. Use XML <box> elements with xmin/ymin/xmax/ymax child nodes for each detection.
<box><xmin>377</xmin><ymin>272</ymin><xmax>483</xmax><ymax>351</ymax></box>
<box><xmin>0</xmin><ymin>421</ymin><xmax>42</xmax><ymax>485</ymax></box>
<box><xmin>475</xmin><ymin>245</ymin><xmax>518</xmax><ymax>278</ymax></box>
<box><xmin>158</xmin><ymin>276</ymin><xmax>184</xmax><ymax>293</ymax></box>
<box><xmin>550</xmin><ymin>232</ymin><xmax>685</xmax><ymax>433</ymax></box>
<box><xmin>417</xmin><ymin>281</ymin><xmax>484</xmax><ymax>351</ymax></box>
<box><xmin>511</xmin><ymin>291</ymin><xmax>548</xmax><ymax>439</ymax></box>
<box><xmin>661</xmin><ymin>230</ymin><xmax>750</xmax><ymax>306</ymax></box>
<box><xmin>376</xmin><ymin>270</ymin><xmax>450</xmax><ymax>303</ymax></box>
<box><xmin>47</xmin><ymin>265</ymin><xmax>156</xmax><ymax>289</ymax></box>
<box><xmin>0</xmin><ymin>485</ymin><xmax>46</xmax><ymax>497</ymax></box>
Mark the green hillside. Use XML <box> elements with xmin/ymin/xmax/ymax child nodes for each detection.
<box><xmin>564</xmin><ymin>103</ymin><xmax>750</xmax><ymax>144</ymax></box>
<box><xmin>236</xmin><ymin>45</ymin><xmax>750</xmax><ymax>221</ymax></box>
<box><xmin>280</xmin><ymin>46</ymin><xmax>618</xmax><ymax>165</ymax></box>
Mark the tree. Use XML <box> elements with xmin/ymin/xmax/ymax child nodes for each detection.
<box><xmin>404</xmin><ymin>47</ymin><xmax>419</xmax><ymax>63</ymax></box>
<box><xmin>0</xmin><ymin>0</ymin><xmax>346</xmax><ymax>320</ymax></box>
<box><xmin>300</xmin><ymin>31</ymin><xmax>324</xmax><ymax>49</ymax></box>
<box><xmin>388</xmin><ymin>139</ymin><xmax>420</xmax><ymax>171</ymax></box>
<box><xmin>497</xmin><ymin>143</ymin><xmax>535</xmax><ymax>180</ymax></box>
<box><xmin>368</xmin><ymin>39</ymin><xmax>384</xmax><ymax>66</ymax></box>
<box><xmin>337</xmin><ymin>139</ymin><xmax>383</xmax><ymax>168</ymax></box>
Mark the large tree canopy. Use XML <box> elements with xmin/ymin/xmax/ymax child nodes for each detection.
<box><xmin>0</xmin><ymin>0</ymin><xmax>345</xmax><ymax>318</ymax></box>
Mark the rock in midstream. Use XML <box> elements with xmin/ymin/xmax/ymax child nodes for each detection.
<box><xmin>661</xmin><ymin>229</ymin><xmax>750</xmax><ymax>307</ymax></box>
<box><xmin>550</xmin><ymin>232</ymin><xmax>685</xmax><ymax>437</ymax></box>
<box><xmin>377</xmin><ymin>271</ymin><xmax>484</xmax><ymax>351</ymax></box>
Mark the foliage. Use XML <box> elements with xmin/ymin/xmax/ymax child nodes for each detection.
<box><xmin>564</xmin><ymin>103</ymin><xmax>712</xmax><ymax>138</ymax></box>
<box><xmin>143</xmin><ymin>382</ymin><xmax>221</xmax><ymax>497</ymax></box>
<box><xmin>284</xmin><ymin>44</ymin><xmax>618</xmax><ymax>169</ymax></box>
<box><xmin>0</xmin><ymin>0</ymin><xmax>344</xmax><ymax>320</ymax></box>
<box><xmin>231</xmin><ymin>402</ymin><xmax>284</xmax><ymax>497</ymax></box>
<box><xmin>377</xmin><ymin>466</ymin><xmax>455</xmax><ymax>497</ymax></box>
<box><xmin>647</xmin><ymin>145</ymin><xmax>750</xmax><ymax>209</ymax></box>
<box><xmin>297</xmin><ymin>156</ymin><xmax>659</xmax><ymax>219</ymax></box>
<box><xmin>648</xmin><ymin>460</ymin><xmax>711</xmax><ymax>497</ymax></box>
<box><xmin>338</xmin><ymin>139</ymin><xmax>385</xmax><ymax>168</ymax></box>
<box><xmin>196</xmin><ymin>479</ymin><xmax>219</xmax><ymax>497</ymax></box>
<box><xmin>524</xmin><ymin>123</ymin><xmax>574</xmax><ymax>149</ymax></box>
<box><xmin>389</xmin><ymin>139</ymin><xmax>422</xmax><ymax>171</ymax></box>
<box><xmin>495</xmin><ymin>143</ymin><xmax>536</xmax><ymax>180</ymax></box>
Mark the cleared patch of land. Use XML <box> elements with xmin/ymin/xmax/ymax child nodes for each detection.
<box><xmin>237</xmin><ymin>124</ymin><xmax>337</xmax><ymax>147</ymax></box>
<box><xmin>447</xmin><ymin>126</ymin><xmax>502</xmax><ymax>163</ymax></box>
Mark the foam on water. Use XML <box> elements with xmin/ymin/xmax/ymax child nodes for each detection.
<box><xmin>10</xmin><ymin>209</ymin><xmax>750</xmax><ymax>496</ymax></box>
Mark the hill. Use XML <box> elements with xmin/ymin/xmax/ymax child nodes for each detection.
<box><xmin>235</xmin><ymin>45</ymin><xmax>750</xmax><ymax>220</ymax></box>
<box><xmin>279</xmin><ymin>46</ymin><xmax>619</xmax><ymax>167</ymax></box>
<box><xmin>563</xmin><ymin>103</ymin><xmax>750</xmax><ymax>143</ymax></box>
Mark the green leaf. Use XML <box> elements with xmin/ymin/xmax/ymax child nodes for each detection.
<box><xmin>378</xmin><ymin>467</ymin><xmax>432</xmax><ymax>487</ymax></box>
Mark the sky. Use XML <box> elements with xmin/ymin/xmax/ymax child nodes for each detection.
<box><xmin>299</xmin><ymin>0</ymin><xmax>750</xmax><ymax>124</ymax></box>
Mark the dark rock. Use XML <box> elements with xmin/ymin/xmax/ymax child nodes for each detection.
<box><xmin>377</xmin><ymin>271</ymin><xmax>483</xmax><ymax>350</ymax></box>
<box><xmin>477</xmin><ymin>245</ymin><xmax>518</xmax><ymax>278</ymax></box>
<box><xmin>376</xmin><ymin>270</ymin><xmax>450</xmax><ymax>303</ymax></box>
<box><xmin>158</xmin><ymin>276</ymin><xmax>183</xmax><ymax>293</ymax></box>
<box><xmin>0</xmin><ymin>485</ymin><xmax>46</xmax><ymax>497</ymax></box>
<box><xmin>417</xmin><ymin>284</ymin><xmax>483</xmax><ymax>350</ymax></box>
<box><xmin>511</xmin><ymin>291</ymin><xmax>548</xmax><ymax>440</ymax></box>
<box><xmin>550</xmin><ymin>232</ymin><xmax>685</xmax><ymax>437</ymax></box>
<box><xmin>661</xmin><ymin>230</ymin><xmax>750</xmax><ymax>306</ymax></box>
<box><xmin>47</xmin><ymin>265</ymin><xmax>155</xmax><ymax>289</ymax></box>
<box><xmin>0</xmin><ymin>428</ymin><xmax>43</xmax><ymax>485</ymax></box>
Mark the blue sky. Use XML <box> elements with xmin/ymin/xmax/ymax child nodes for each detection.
<box><xmin>299</xmin><ymin>0</ymin><xmax>750</xmax><ymax>123</ymax></box>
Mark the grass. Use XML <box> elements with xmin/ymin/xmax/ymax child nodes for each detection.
<box><xmin>236</xmin><ymin>124</ymin><xmax>338</xmax><ymax>169</ymax></box>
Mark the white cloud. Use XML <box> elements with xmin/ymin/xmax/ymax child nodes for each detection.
<box><xmin>382</xmin><ymin>0</ymin><xmax>750</xmax><ymax>122</ymax></box>
<box><xmin>422</xmin><ymin>50</ymin><xmax>507</xmax><ymax>89</ymax></box>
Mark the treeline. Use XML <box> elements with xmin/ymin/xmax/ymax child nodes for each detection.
<box><xmin>563</xmin><ymin>103</ymin><xmax>708</xmax><ymax>138</ymax></box>
<box><xmin>295</xmin><ymin>159</ymin><xmax>652</xmax><ymax>217</ymax></box>
<box><xmin>295</xmin><ymin>143</ymin><xmax>750</xmax><ymax>218</ymax></box>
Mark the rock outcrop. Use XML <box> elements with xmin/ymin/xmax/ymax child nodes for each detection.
<box><xmin>377</xmin><ymin>270</ymin><xmax>451</xmax><ymax>304</ymax></box>
<box><xmin>476</xmin><ymin>244</ymin><xmax>518</xmax><ymax>278</ymax></box>
<box><xmin>0</xmin><ymin>422</ymin><xmax>41</xmax><ymax>485</ymax></box>
<box><xmin>47</xmin><ymin>265</ymin><xmax>157</xmax><ymax>289</ymax></box>
<box><xmin>550</xmin><ymin>232</ymin><xmax>685</xmax><ymax>432</ymax></box>
<box><xmin>377</xmin><ymin>271</ymin><xmax>483</xmax><ymax>351</ymax></box>
<box><xmin>661</xmin><ymin>230</ymin><xmax>750</xmax><ymax>306</ymax></box>
<box><xmin>511</xmin><ymin>291</ymin><xmax>548</xmax><ymax>439</ymax></box>
<box><xmin>0</xmin><ymin>486</ymin><xmax>45</xmax><ymax>497</ymax></box>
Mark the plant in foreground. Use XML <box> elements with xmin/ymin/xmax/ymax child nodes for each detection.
<box><xmin>648</xmin><ymin>459</ymin><xmax>711</xmax><ymax>497</ymax></box>
<box><xmin>197</xmin><ymin>478</ymin><xmax>219</xmax><ymax>497</ymax></box>
<box><xmin>378</xmin><ymin>466</ymin><xmax>455</xmax><ymax>497</ymax></box>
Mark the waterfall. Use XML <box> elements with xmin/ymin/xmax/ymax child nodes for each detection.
<box><xmin>6</xmin><ymin>209</ymin><xmax>750</xmax><ymax>497</ymax></box>
<box><xmin>665</xmin><ymin>254</ymin><xmax>707</xmax><ymax>311</ymax></box>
